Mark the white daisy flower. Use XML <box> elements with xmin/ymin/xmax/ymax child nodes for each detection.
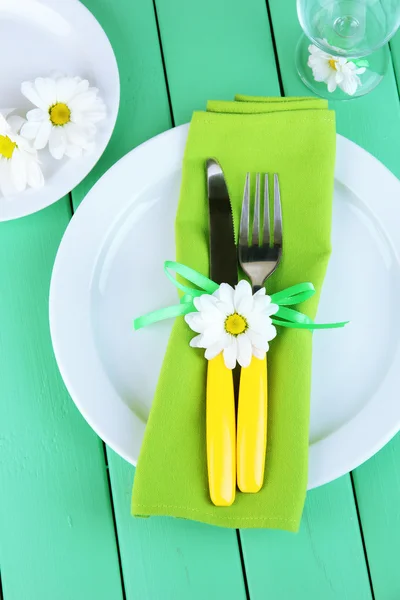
<box><xmin>307</xmin><ymin>44</ymin><xmax>366</xmax><ymax>95</ymax></box>
<box><xmin>184</xmin><ymin>280</ymin><xmax>279</xmax><ymax>369</ymax></box>
<box><xmin>0</xmin><ymin>111</ymin><xmax>44</xmax><ymax>197</ymax></box>
<box><xmin>20</xmin><ymin>75</ymin><xmax>106</xmax><ymax>160</ymax></box>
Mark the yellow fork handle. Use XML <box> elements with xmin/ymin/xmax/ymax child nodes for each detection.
<box><xmin>237</xmin><ymin>356</ymin><xmax>267</xmax><ymax>493</ymax></box>
<box><xmin>206</xmin><ymin>353</ymin><xmax>236</xmax><ymax>507</ymax></box>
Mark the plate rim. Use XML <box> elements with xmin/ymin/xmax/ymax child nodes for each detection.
<box><xmin>50</xmin><ymin>123</ymin><xmax>400</xmax><ymax>489</ymax></box>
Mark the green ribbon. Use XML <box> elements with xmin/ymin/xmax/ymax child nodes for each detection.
<box><xmin>352</xmin><ymin>58</ymin><xmax>369</xmax><ymax>68</ymax></box>
<box><xmin>133</xmin><ymin>261</ymin><xmax>348</xmax><ymax>331</ymax></box>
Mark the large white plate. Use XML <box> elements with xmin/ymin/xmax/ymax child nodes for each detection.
<box><xmin>50</xmin><ymin>124</ymin><xmax>400</xmax><ymax>489</ymax></box>
<box><xmin>0</xmin><ymin>0</ymin><xmax>119</xmax><ymax>220</ymax></box>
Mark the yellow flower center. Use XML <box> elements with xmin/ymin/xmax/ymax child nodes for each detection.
<box><xmin>49</xmin><ymin>102</ymin><xmax>71</xmax><ymax>126</ymax></box>
<box><xmin>225</xmin><ymin>313</ymin><xmax>247</xmax><ymax>336</ymax></box>
<box><xmin>329</xmin><ymin>59</ymin><xmax>338</xmax><ymax>71</ymax></box>
<box><xmin>0</xmin><ymin>135</ymin><xmax>17</xmax><ymax>159</ymax></box>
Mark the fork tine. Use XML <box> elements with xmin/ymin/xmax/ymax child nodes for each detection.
<box><xmin>273</xmin><ymin>173</ymin><xmax>282</xmax><ymax>246</ymax></box>
<box><xmin>252</xmin><ymin>173</ymin><xmax>260</xmax><ymax>246</ymax></box>
<box><xmin>262</xmin><ymin>174</ymin><xmax>270</xmax><ymax>246</ymax></box>
<box><xmin>240</xmin><ymin>173</ymin><xmax>250</xmax><ymax>245</ymax></box>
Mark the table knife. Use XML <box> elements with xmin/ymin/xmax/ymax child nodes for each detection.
<box><xmin>206</xmin><ymin>158</ymin><xmax>238</xmax><ymax>507</ymax></box>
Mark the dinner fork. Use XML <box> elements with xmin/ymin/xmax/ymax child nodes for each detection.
<box><xmin>237</xmin><ymin>173</ymin><xmax>282</xmax><ymax>493</ymax></box>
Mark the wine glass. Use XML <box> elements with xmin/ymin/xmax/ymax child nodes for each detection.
<box><xmin>296</xmin><ymin>0</ymin><xmax>400</xmax><ymax>99</ymax></box>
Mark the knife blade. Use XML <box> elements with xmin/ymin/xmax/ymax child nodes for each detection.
<box><xmin>206</xmin><ymin>158</ymin><xmax>237</xmax><ymax>507</ymax></box>
<box><xmin>206</xmin><ymin>159</ymin><xmax>238</xmax><ymax>287</ymax></box>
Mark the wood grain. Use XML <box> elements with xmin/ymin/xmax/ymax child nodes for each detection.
<box><xmin>2</xmin><ymin>0</ymin><xmax>398</xmax><ymax>597</ymax></box>
<box><xmin>353</xmin><ymin>437</ymin><xmax>400</xmax><ymax>599</ymax></box>
<box><xmin>349</xmin><ymin>36</ymin><xmax>400</xmax><ymax>600</ymax></box>
<box><xmin>155</xmin><ymin>0</ymin><xmax>281</xmax><ymax>124</ymax></box>
<box><xmin>390</xmin><ymin>31</ymin><xmax>400</xmax><ymax>96</ymax></box>
<box><xmin>109</xmin><ymin>450</ymin><xmax>247</xmax><ymax>600</ymax></box>
<box><xmin>268</xmin><ymin>1</ymin><xmax>400</xmax><ymax>598</ymax></box>
<box><xmin>241</xmin><ymin>477</ymin><xmax>372</xmax><ymax>599</ymax></box>
<box><xmin>74</xmin><ymin>0</ymin><xmax>247</xmax><ymax>598</ymax></box>
<box><xmin>0</xmin><ymin>200</ymin><xmax>123</xmax><ymax>600</ymax></box>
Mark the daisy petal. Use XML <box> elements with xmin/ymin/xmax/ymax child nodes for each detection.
<box><xmin>35</xmin><ymin>77</ymin><xmax>57</xmax><ymax>106</ymax></box>
<box><xmin>199</xmin><ymin>324</ymin><xmax>224</xmax><ymax>347</ymax></box>
<box><xmin>34</xmin><ymin>120</ymin><xmax>52</xmax><ymax>149</ymax></box>
<box><xmin>234</xmin><ymin>280</ymin><xmax>253</xmax><ymax>314</ymax></box>
<box><xmin>184</xmin><ymin>312</ymin><xmax>207</xmax><ymax>333</ymax></box>
<box><xmin>21</xmin><ymin>81</ymin><xmax>48</xmax><ymax>110</ymax></box>
<box><xmin>20</xmin><ymin>121</ymin><xmax>41</xmax><ymax>141</ymax></box>
<box><xmin>26</xmin><ymin>108</ymin><xmax>46</xmax><ymax>122</ymax></box>
<box><xmin>65</xmin><ymin>144</ymin><xmax>83</xmax><ymax>159</ymax></box>
<box><xmin>0</xmin><ymin>160</ymin><xmax>16</xmax><ymax>196</ymax></box>
<box><xmin>253</xmin><ymin>348</ymin><xmax>266</xmax><ymax>360</ymax></box>
<box><xmin>7</xmin><ymin>116</ymin><xmax>25</xmax><ymax>133</ymax></box>
<box><xmin>10</xmin><ymin>149</ymin><xmax>27</xmax><ymax>192</ymax></box>
<box><xmin>189</xmin><ymin>334</ymin><xmax>203</xmax><ymax>348</ymax></box>
<box><xmin>266</xmin><ymin>302</ymin><xmax>279</xmax><ymax>316</ymax></box>
<box><xmin>64</xmin><ymin>122</ymin><xmax>90</xmax><ymax>147</ymax></box>
<box><xmin>223</xmin><ymin>338</ymin><xmax>237</xmax><ymax>369</ymax></box>
<box><xmin>0</xmin><ymin>113</ymin><xmax>10</xmax><ymax>133</ymax></box>
<box><xmin>69</xmin><ymin>91</ymin><xmax>100</xmax><ymax>111</ymax></box>
<box><xmin>246</xmin><ymin>328</ymin><xmax>270</xmax><ymax>352</ymax></box>
<box><xmin>49</xmin><ymin>127</ymin><xmax>66</xmax><ymax>159</ymax></box>
<box><xmin>82</xmin><ymin>140</ymin><xmax>95</xmax><ymax>155</ymax></box>
<box><xmin>193</xmin><ymin>294</ymin><xmax>220</xmax><ymax>316</ymax></box>
<box><xmin>74</xmin><ymin>78</ymin><xmax>90</xmax><ymax>95</ymax></box>
<box><xmin>339</xmin><ymin>75</ymin><xmax>358</xmax><ymax>96</ymax></box>
<box><xmin>27</xmin><ymin>160</ymin><xmax>44</xmax><ymax>189</ymax></box>
<box><xmin>327</xmin><ymin>75</ymin><xmax>338</xmax><ymax>93</ymax></box>
<box><xmin>214</xmin><ymin>282</ymin><xmax>234</xmax><ymax>304</ymax></box>
<box><xmin>254</xmin><ymin>287</ymin><xmax>266</xmax><ymax>297</ymax></box>
<box><xmin>56</xmin><ymin>77</ymin><xmax>79</xmax><ymax>103</ymax></box>
<box><xmin>204</xmin><ymin>342</ymin><xmax>224</xmax><ymax>360</ymax></box>
<box><xmin>81</xmin><ymin>110</ymin><xmax>106</xmax><ymax>124</ymax></box>
<box><xmin>237</xmin><ymin>334</ymin><xmax>252</xmax><ymax>368</ymax></box>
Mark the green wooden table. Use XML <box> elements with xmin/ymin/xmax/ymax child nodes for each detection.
<box><xmin>1</xmin><ymin>1</ymin><xmax>400</xmax><ymax>598</ymax></box>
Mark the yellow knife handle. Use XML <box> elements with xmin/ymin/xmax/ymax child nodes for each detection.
<box><xmin>206</xmin><ymin>353</ymin><xmax>236</xmax><ymax>507</ymax></box>
<box><xmin>237</xmin><ymin>356</ymin><xmax>267</xmax><ymax>493</ymax></box>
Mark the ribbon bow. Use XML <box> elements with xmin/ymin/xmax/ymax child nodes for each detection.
<box><xmin>133</xmin><ymin>261</ymin><xmax>348</xmax><ymax>331</ymax></box>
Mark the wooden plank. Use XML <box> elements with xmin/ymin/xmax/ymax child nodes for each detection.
<box><xmin>390</xmin><ymin>30</ymin><xmax>400</xmax><ymax>96</ymax></box>
<box><xmin>349</xmin><ymin>32</ymin><xmax>400</xmax><ymax>600</ymax></box>
<box><xmin>148</xmin><ymin>0</ymin><xmax>372</xmax><ymax>597</ymax></box>
<box><xmin>268</xmin><ymin>1</ymin><xmax>400</xmax><ymax>598</ymax></box>
<box><xmin>353</xmin><ymin>437</ymin><xmax>400</xmax><ymax>599</ymax></box>
<box><xmin>155</xmin><ymin>0</ymin><xmax>281</xmax><ymax>123</ymax></box>
<box><xmin>0</xmin><ymin>200</ymin><xmax>123</xmax><ymax>600</ymax></box>
<box><xmin>73</xmin><ymin>1</ymin><xmax>246</xmax><ymax>598</ymax></box>
<box><xmin>242</xmin><ymin>477</ymin><xmax>372</xmax><ymax>599</ymax></box>
<box><xmin>108</xmin><ymin>449</ymin><xmax>247</xmax><ymax>600</ymax></box>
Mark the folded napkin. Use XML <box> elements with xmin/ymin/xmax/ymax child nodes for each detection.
<box><xmin>132</xmin><ymin>96</ymin><xmax>336</xmax><ymax>531</ymax></box>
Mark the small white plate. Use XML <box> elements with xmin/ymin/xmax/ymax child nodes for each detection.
<box><xmin>0</xmin><ymin>0</ymin><xmax>119</xmax><ymax>220</ymax></box>
<box><xmin>50</xmin><ymin>124</ymin><xmax>400</xmax><ymax>489</ymax></box>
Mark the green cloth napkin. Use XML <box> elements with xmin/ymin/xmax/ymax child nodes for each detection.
<box><xmin>131</xmin><ymin>96</ymin><xmax>336</xmax><ymax>531</ymax></box>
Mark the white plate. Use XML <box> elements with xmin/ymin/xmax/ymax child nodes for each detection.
<box><xmin>0</xmin><ymin>0</ymin><xmax>119</xmax><ymax>221</ymax></box>
<box><xmin>50</xmin><ymin>124</ymin><xmax>400</xmax><ymax>489</ymax></box>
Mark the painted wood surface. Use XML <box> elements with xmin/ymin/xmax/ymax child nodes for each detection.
<box><xmin>1</xmin><ymin>0</ymin><xmax>400</xmax><ymax>598</ymax></box>
<box><xmin>241</xmin><ymin>477</ymin><xmax>372</xmax><ymax>599</ymax></box>
<box><xmin>268</xmin><ymin>2</ymin><xmax>400</xmax><ymax>598</ymax></box>
<box><xmin>352</xmin><ymin>31</ymin><xmax>400</xmax><ymax>599</ymax></box>
<box><xmin>0</xmin><ymin>200</ymin><xmax>123</xmax><ymax>600</ymax></box>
